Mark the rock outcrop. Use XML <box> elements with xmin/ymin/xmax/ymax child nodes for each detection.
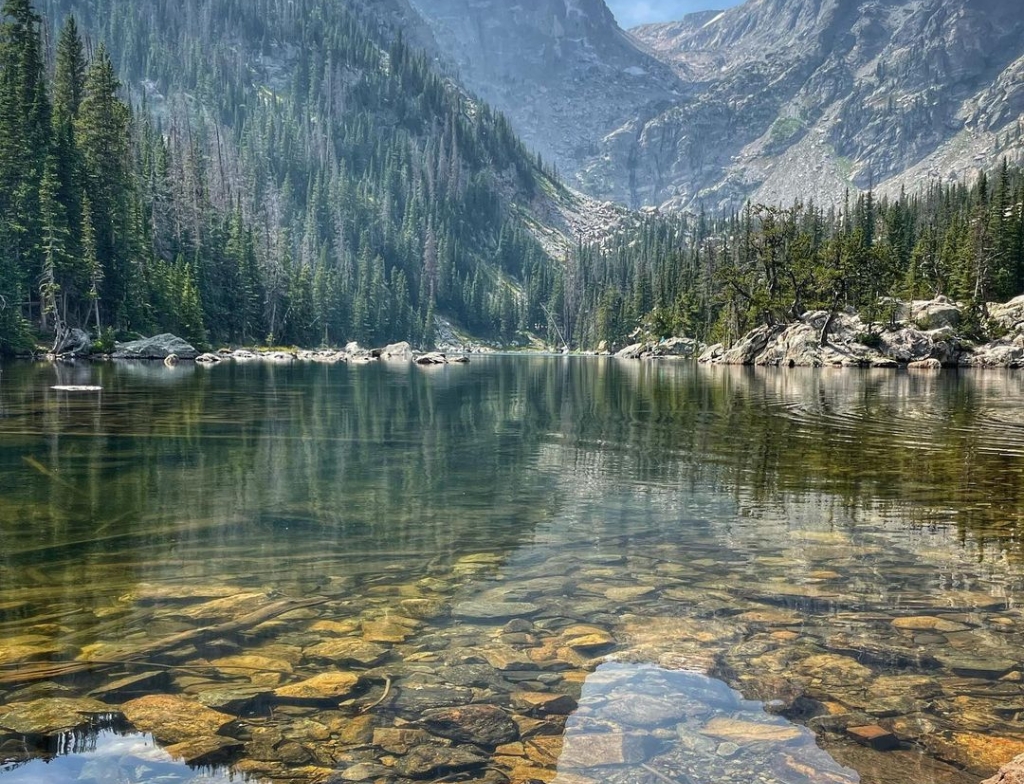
<box><xmin>984</xmin><ymin>754</ymin><xmax>1024</xmax><ymax>784</ymax></box>
<box><xmin>694</xmin><ymin>297</ymin><xmax>1024</xmax><ymax>368</ymax></box>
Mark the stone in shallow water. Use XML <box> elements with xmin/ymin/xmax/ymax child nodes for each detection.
<box><xmin>868</xmin><ymin>675</ymin><xmax>942</xmax><ymax>700</ymax></box>
<box><xmin>305</xmin><ymin>638</ymin><xmax>390</xmax><ymax>667</ymax></box>
<box><xmin>482</xmin><ymin>645</ymin><xmax>539</xmax><ymax>671</ymax></box>
<box><xmin>163</xmin><ymin>735</ymin><xmax>244</xmax><ymax>766</ymax></box>
<box><xmin>847</xmin><ymin>724</ymin><xmax>900</xmax><ymax>750</ymax></box>
<box><xmin>933</xmin><ymin>732</ymin><xmax>1024</xmax><ymax>775</ymax></box>
<box><xmin>210</xmin><ymin>654</ymin><xmax>294</xmax><ymax>686</ymax></box>
<box><xmin>937</xmin><ymin>655</ymin><xmax>1018</xmax><ymax>680</ymax></box>
<box><xmin>418</xmin><ymin>704</ymin><xmax>519</xmax><ymax>747</ymax></box>
<box><xmin>393</xmin><ymin>744</ymin><xmax>488</xmax><ymax>778</ymax></box>
<box><xmin>333</xmin><ymin>761</ymin><xmax>391</xmax><ymax>781</ymax></box>
<box><xmin>88</xmin><ymin>670</ymin><xmax>170</xmax><ymax>701</ymax></box>
<box><xmin>274</xmin><ymin>672</ymin><xmax>359</xmax><ymax>703</ymax></box>
<box><xmin>195</xmin><ymin>685</ymin><xmax>273</xmax><ymax>713</ymax></box>
<box><xmin>0</xmin><ymin>697</ymin><xmax>113</xmax><ymax>736</ymax></box>
<box><xmin>601</xmin><ymin>693</ymin><xmax>694</xmax><ymax>727</ymax></box>
<box><xmin>124</xmin><ymin>582</ymin><xmax>241</xmax><ymax>604</ymax></box>
<box><xmin>558</xmin><ymin>731</ymin><xmax>657</xmax><ymax>768</ymax></box>
<box><xmin>799</xmin><ymin>653</ymin><xmax>874</xmax><ymax>687</ymax></box>
<box><xmin>372</xmin><ymin>727</ymin><xmax>437</xmax><ymax>754</ymax></box>
<box><xmin>178</xmin><ymin>591</ymin><xmax>269</xmax><ymax>620</ymax></box>
<box><xmin>605</xmin><ymin>586</ymin><xmax>657</xmax><ymax>602</ymax></box>
<box><xmin>309</xmin><ymin>619</ymin><xmax>361</xmax><ymax>636</ymax></box>
<box><xmin>891</xmin><ymin>616</ymin><xmax>972</xmax><ymax>633</ymax></box>
<box><xmin>389</xmin><ymin>681</ymin><xmax>476</xmax><ymax>716</ymax></box>
<box><xmin>561</xmin><ymin>625</ymin><xmax>616</xmax><ymax>652</ymax></box>
<box><xmin>400</xmin><ymin>598</ymin><xmax>449</xmax><ymax>619</ymax></box>
<box><xmin>0</xmin><ymin>641</ymin><xmax>65</xmax><ymax>666</ymax></box>
<box><xmin>362</xmin><ymin>618</ymin><xmax>417</xmax><ymax>643</ymax></box>
<box><xmin>121</xmin><ymin>694</ymin><xmax>233</xmax><ymax>744</ymax></box>
<box><xmin>701</xmin><ymin>717</ymin><xmax>803</xmax><ymax>744</ymax></box>
<box><xmin>452</xmin><ymin>600</ymin><xmax>541</xmax><ymax>621</ymax></box>
<box><xmin>512</xmin><ymin>690</ymin><xmax>578</xmax><ymax>716</ymax></box>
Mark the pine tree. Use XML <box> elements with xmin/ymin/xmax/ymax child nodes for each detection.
<box><xmin>76</xmin><ymin>43</ymin><xmax>132</xmax><ymax>328</ymax></box>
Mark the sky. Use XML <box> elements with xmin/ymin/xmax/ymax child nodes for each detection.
<box><xmin>605</xmin><ymin>0</ymin><xmax>743</xmax><ymax>29</ymax></box>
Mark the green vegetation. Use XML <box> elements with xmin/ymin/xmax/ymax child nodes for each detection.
<box><xmin>2</xmin><ymin>0</ymin><xmax>1024</xmax><ymax>355</ymax></box>
<box><xmin>572</xmin><ymin>169</ymin><xmax>1024</xmax><ymax>349</ymax></box>
<box><xmin>1</xmin><ymin>0</ymin><xmax>556</xmax><ymax>354</ymax></box>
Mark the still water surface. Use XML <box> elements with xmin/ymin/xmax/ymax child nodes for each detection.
<box><xmin>1</xmin><ymin>357</ymin><xmax>1023</xmax><ymax>784</ymax></box>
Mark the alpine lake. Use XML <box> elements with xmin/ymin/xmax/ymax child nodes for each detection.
<box><xmin>1</xmin><ymin>356</ymin><xmax>1024</xmax><ymax>784</ymax></box>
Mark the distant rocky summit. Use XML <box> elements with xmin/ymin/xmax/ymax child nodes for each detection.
<box><xmin>407</xmin><ymin>0</ymin><xmax>1024</xmax><ymax>210</ymax></box>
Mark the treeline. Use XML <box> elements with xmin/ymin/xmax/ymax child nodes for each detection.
<box><xmin>0</xmin><ymin>0</ymin><xmax>556</xmax><ymax>353</ymax></box>
<box><xmin>566</xmin><ymin>163</ymin><xmax>1024</xmax><ymax>348</ymax></box>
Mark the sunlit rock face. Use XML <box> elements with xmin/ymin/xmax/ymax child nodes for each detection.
<box><xmin>407</xmin><ymin>0</ymin><xmax>1024</xmax><ymax>211</ymax></box>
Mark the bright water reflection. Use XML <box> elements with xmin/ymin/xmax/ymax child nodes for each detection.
<box><xmin>556</xmin><ymin>663</ymin><xmax>858</xmax><ymax>784</ymax></box>
<box><xmin>0</xmin><ymin>728</ymin><xmax>233</xmax><ymax>784</ymax></box>
<box><xmin>0</xmin><ymin>358</ymin><xmax>1023</xmax><ymax>784</ymax></box>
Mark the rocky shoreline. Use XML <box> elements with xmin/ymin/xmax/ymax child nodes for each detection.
<box><xmin>614</xmin><ymin>295</ymin><xmax>1024</xmax><ymax>369</ymax></box>
<box><xmin>37</xmin><ymin>334</ymin><xmax>472</xmax><ymax>367</ymax></box>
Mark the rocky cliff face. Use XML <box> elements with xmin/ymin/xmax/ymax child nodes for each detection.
<box><xmin>628</xmin><ymin>0</ymin><xmax>1024</xmax><ymax>210</ymax></box>
<box><xmin>406</xmin><ymin>0</ymin><xmax>1024</xmax><ymax>211</ymax></box>
<box><xmin>406</xmin><ymin>0</ymin><xmax>684</xmax><ymax>189</ymax></box>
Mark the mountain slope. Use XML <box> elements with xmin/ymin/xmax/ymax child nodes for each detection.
<box><xmin>406</xmin><ymin>0</ymin><xmax>1024</xmax><ymax>211</ymax></box>
<box><xmin>28</xmin><ymin>0</ymin><xmax>618</xmax><ymax>348</ymax></box>
<box><xmin>629</xmin><ymin>0</ymin><xmax>1024</xmax><ymax>209</ymax></box>
<box><xmin>407</xmin><ymin>0</ymin><xmax>685</xmax><ymax>195</ymax></box>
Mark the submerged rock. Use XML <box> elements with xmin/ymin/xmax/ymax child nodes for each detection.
<box><xmin>164</xmin><ymin>735</ymin><xmax>244</xmax><ymax>766</ymax></box>
<box><xmin>512</xmin><ymin>690</ymin><xmax>578</xmax><ymax>716</ymax></box>
<box><xmin>418</xmin><ymin>704</ymin><xmax>519</xmax><ymax>747</ymax></box>
<box><xmin>393</xmin><ymin>744</ymin><xmax>488</xmax><ymax>778</ymax></box>
<box><xmin>559</xmin><ymin>731</ymin><xmax>657</xmax><ymax>768</ymax></box>
<box><xmin>121</xmin><ymin>694</ymin><xmax>233</xmax><ymax>744</ymax></box>
<box><xmin>846</xmin><ymin>724</ymin><xmax>900</xmax><ymax>751</ymax></box>
<box><xmin>0</xmin><ymin>697</ymin><xmax>113</xmax><ymax>736</ymax></box>
<box><xmin>273</xmin><ymin>672</ymin><xmax>360</xmax><ymax>703</ymax></box>
<box><xmin>452</xmin><ymin>600</ymin><xmax>541</xmax><ymax>621</ymax></box>
<box><xmin>701</xmin><ymin>717</ymin><xmax>803</xmax><ymax>744</ymax></box>
<box><xmin>305</xmin><ymin>639</ymin><xmax>389</xmax><ymax>667</ymax></box>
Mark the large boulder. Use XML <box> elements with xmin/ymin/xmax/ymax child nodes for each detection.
<box><xmin>988</xmin><ymin>295</ymin><xmax>1024</xmax><ymax>334</ymax></box>
<box><xmin>909</xmin><ymin>296</ymin><xmax>961</xmax><ymax>330</ymax></box>
<box><xmin>755</xmin><ymin>321</ymin><xmax>823</xmax><ymax>367</ymax></box>
<box><xmin>113</xmin><ymin>334</ymin><xmax>198</xmax><ymax>360</ymax></box>
<box><xmin>381</xmin><ymin>341</ymin><xmax>414</xmax><ymax>361</ymax></box>
<box><xmin>719</xmin><ymin>325</ymin><xmax>778</xmax><ymax>365</ymax></box>
<box><xmin>615</xmin><ymin>342</ymin><xmax>644</xmax><ymax>359</ymax></box>
<box><xmin>650</xmin><ymin>337</ymin><xmax>703</xmax><ymax>358</ymax></box>
<box><xmin>959</xmin><ymin>336</ymin><xmax>1024</xmax><ymax>368</ymax></box>
<box><xmin>879</xmin><ymin>328</ymin><xmax>935</xmax><ymax>363</ymax></box>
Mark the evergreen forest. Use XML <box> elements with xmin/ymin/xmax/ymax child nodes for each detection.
<box><xmin>2</xmin><ymin>0</ymin><xmax>1024</xmax><ymax>355</ymax></box>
